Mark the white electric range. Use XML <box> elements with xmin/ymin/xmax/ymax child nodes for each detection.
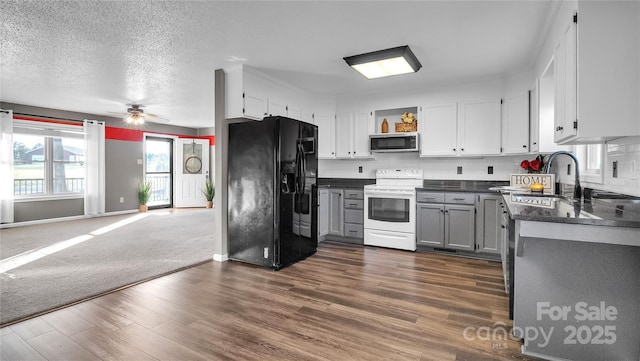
<box><xmin>363</xmin><ymin>168</ymin><xmax>423</xmax><ymax>251</ymax></box>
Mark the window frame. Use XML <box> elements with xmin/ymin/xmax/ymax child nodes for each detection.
<box><xmin>577</xmin><ymin>143</ymin><xmax>604</xmax><ymax>184</ymax></box>
<box><xmin>12</xmin><ymin>120</ymin><xmax>85</xmax><ymax>200</ymax></box>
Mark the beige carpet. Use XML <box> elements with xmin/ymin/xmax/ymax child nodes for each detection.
<box><xmin>0</xmin><ymin>208</ymin><xmax>215</xmax><ymax>325</ymax></box>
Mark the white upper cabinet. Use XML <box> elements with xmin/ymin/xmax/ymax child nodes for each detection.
<box><xmin>352</xmin><ymin>111</ymin><xmax>373</xmax><ymax>158</ymax></box>
<box><xmin>501</xmin><ymin>92</ymin><xmax>530</xmax><ymax>154</ymax></box>
<box><xmin>335</xmin><ymin>112</ymin><xmax>352</xmax><ymax>158</ymax></box>
<box><xmin>267</xmin><ymin>98</ymin><xmax>287</xmax><ymax>117</ymax></box>
<box><xmin>225</xmin><ymin>65</ymin><xmax>313</xmax><ymax>122</ymax></box>
<box><xmin>315</xmin><ymin>113</ymin><xmax>335</xmax><ymax>159</ymax></box>
<box><xmin>529</xmin><ymin>80</ymin><xmax>540</xmax><ymax>153</ymax></box>
<box><xmin>226</xmin><ymin>66</ymin><xmax>267</xmax><ymax>120</ymax></box>
<box><xmin>554</xmin><ymin>2</ymin><xmax>640</xmax><ymax>144</ymax></box>
<box><xmin>335</xmin><ymin>111</ymin><xmax>373</xmax><ymax>159</ymax></box>
<box><xmin>553</xmin><ymin>16</ymin><xmax>577</xmax><ymax>143</ymax></box>
<box><xmin>458</xmin><ymin>98</ymin><xmax>502</xmax><ymax>155</ymax></box>
<box><xmin>419</xmin><ymin>103</ymin><xmax>458</xmax><ymax>156</ymax></box>
<box><xmin>242</xmin><ymin>92</ymin><xmax>267</xmax><ymax>120</ymax></box>
<box><xmin>287</xmin><ymin>104</ymin><xmax>302</xmax><ymax>121</ymax></box>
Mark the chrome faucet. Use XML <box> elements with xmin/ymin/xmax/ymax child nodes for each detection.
<box><xmin>545</xmin><ymin>151</ymin><xmax>582</xmax><ymax>199</ymax></box>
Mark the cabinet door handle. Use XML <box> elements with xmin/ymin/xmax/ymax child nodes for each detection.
<box><xmin>522</xmin><ymin>145</ymin><xmax>527</xmax><ymax>148</ymax></box>
<box><xmin>501</xmin><ymin>225</ymin><xmax>506</xmax><ymax>229</ymax></box>
<box><xmin>440</xmin><ymin>209</ymin><xmax>444</xmax><ymax>213</ymax></box>
<box><xmin>461</xmin><ymin>148</ymin><xmax>464</xmax><ymax>152</ymax></box>
<box><xmin>453</xmin><ymin>148</ymin><xmax>456</xmax><ymax>151</ymax></box>
<box><xmin>453</xmin><ymin>198</ymin><xmax>465</xmax><ymax>201</ymax></box>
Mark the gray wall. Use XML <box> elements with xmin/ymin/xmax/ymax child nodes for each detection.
<box><xmin>105</xmin><ymin>139</ymin><xmax>144</xmax><ymax>212</ymax></box>
<box><xmin>14</xmin><ymin>198</ymin><xmax>83</xmax><ymax>222</ymax></box>
<box><xmin>2</xmin><ymin>102</ymin><xmax>199</xmax><ymax>221</ymax></box>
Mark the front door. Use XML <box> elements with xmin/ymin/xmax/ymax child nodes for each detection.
<box><xmin>175</xmin><ymin>138</ymin><xmax>209</xmax><ymax>208</ymax></box>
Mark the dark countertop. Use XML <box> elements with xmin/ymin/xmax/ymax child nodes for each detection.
<box><xmin>318</xmin><ymin>178</ymin><xmax>375</xmax><ymax>189</ymax></box>
<box><xmin>417</xmin><ymin>180</ymin><xmax>510</xmax><ymax>193</ymax></box>
<box><xmin>502</xmin><ymin>189</ymin><xmax>640</xmax><ymax>228</ymax></box>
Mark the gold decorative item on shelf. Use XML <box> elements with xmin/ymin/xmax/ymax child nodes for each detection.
<box><xmin>381</xmin><ymin>118</ymin><xmax>389</xmax><ymax>133</ymax></box>
<box><xmin>395</xmin><ymin>112</ymin><xmax>417</xmax><ymax>132</ymax></box>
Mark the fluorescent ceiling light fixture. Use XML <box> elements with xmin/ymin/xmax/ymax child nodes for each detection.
<box><xmin>344</xmin><ymin>45</ymin><xmax>422</xmax><ymax>79</ymax></box>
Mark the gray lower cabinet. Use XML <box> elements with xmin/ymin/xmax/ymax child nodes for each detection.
<box><xmin>322</xmin><ymin>187</ymin><xmax>364</xmax><ymax>244</ymax></box>
<box><xmin>318</xmin><ymin>188</ymin><xmax>329</xmax><ymax>240</ymax></box>
<box><xmin>476</xmin><ymin>194</ymin><xmax>502</xmax><ymax>254</ymax></box>
<box><xmin>328</xmin><ymin>189</ymin><xmax>344</xmax><ymax>236</ymax></box>
<box><xmin>416</xmin><ymin>203</ymin><xmax>445</xmax><ymax>246</ymax></box>
<box><xmin>444</xmin><ymin>204</ymin><xmax>475</xmax><ymax>250</ymax></box>
<box><xmin>417</xmin><ymin>192</ymin><xmax>475</xmax><ymax>251</ymax></box>
<box><xmin>342</xmin><ymin>190</ymin><xmax>364</xmax><ymax>242</ymax></box>
<box><xmin>417</xmin><ymin>191</ymin><xmax>503</xmax><ymax>256</ymax></box>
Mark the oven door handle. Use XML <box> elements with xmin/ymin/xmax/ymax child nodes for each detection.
<box><xmin>367</xmin><ymin>231</ymin><xmax>409</xmax><ymax>239</ymax></box>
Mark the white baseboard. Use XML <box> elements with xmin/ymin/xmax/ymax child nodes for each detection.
<box><xmin>213</xmin><ymin>253</ymin><xmax>228</xmax><ymax>262</ymax></box>
<box><xmin>0</xmin><ymin>209</ymin><xmax>138</xmax><ymax>229</ymax></box>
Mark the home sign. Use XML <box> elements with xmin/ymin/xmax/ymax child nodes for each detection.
<box><xmin>509</xmin><ymin>174</ymin><xmax>556</xmax><ymax>194</ymax></box>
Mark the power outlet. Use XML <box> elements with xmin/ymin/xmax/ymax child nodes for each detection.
<box><xmin>488</xmin><ymin>166</ymin><xmax>493</xmax><ymax>174</ymax></box>
<box><xmin>119</xmin><ymin>197</ymin><xmax>124</xmax><ymax>203</ymax></box>
<box><xmin>457</xmin><ymin>166</ymin><xmax>463</xmax><ymax>175</ymax></box>
<box><xmin>358</xmin><ymin>166</ymin><xmax>363</xmax><ymax>173</ymax></box>
<box><xmin>263</xmin><ymin>247</ymin><xmax>269</xmax><ymax>259</ymax></box>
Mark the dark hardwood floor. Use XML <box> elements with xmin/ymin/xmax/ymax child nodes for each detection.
<box><xmin>1</xmin><ymin>242</ymin><xmax>538</xmax><ymax>361</ymax></box>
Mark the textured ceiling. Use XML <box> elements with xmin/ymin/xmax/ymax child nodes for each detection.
<box><xmin>0</xmin><ymin>1</ymin><xmax>554</xmax><ymax>129</ymax></box>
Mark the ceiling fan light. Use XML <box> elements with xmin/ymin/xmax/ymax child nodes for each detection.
<box><xmin>124</xmin><ymin>113</ymin><xmax>144</xmax><ymax>125</ymax></box>
<box><xmin>344</xmin><ymin>45</ymin><xmax>422</xmax><ymax>79</ymax></box>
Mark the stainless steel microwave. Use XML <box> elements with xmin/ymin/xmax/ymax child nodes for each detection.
<box><xmin>369</xmin><ymin>132</ymin><xmax>419</xmax><ymax>152</ymax></box>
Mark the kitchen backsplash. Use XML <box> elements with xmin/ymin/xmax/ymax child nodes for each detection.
<box><xmin>319</xmin><ymin>136</ymin><xmax>640</xmax><ymax>197</ymax></box>
<box><xmin>319</xmin><ymin>153</ymin><xmax>526</xmax><ymax>181</ymax></box>
<box><xmin>601</xmin><ymin>136</ymin><xmax>640</xmax><ymax>196</ymax></box>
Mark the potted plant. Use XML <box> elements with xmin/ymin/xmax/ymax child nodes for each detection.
<box><xmin>202</xmin><ymin>180</ymin><xmax>215</xmax><ymax>208</ymax></box>
<box><xmin>138</xmin><ymin>181</ymin><xmax>152</xmax><ymax>212</ymax></box>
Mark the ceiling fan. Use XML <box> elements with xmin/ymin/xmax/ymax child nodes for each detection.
<box><xmin>108</xmin><ymin>104</ymin><xmax>169</xmax><ymax>125</ymax></box>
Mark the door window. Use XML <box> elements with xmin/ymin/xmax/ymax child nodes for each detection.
<box><xmin>145</xmin><ymin>137</ymin><xmax>173</xmax><ymax>208</ymax></box>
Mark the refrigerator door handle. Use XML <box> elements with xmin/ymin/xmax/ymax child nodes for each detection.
<box><xmin>298</xmin><ymin>143</ymin><xmax>306</xmax><ymax>194</ymax></box>
<box><xmin>293</xmin><ymin>144</ymin><xmax>299</xmax><ymax>194</ymax></box>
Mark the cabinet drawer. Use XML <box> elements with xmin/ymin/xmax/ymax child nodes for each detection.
<box><xmin>444</xmin><ymin>193</ymin><xmax>475</xmax><ymax>205</ymax></box>
<box><xmin>344</xmin><ymin>224</ymin><xmax>363</xmax><ymax>238</ymax></box>
<box><xmin>344</xmin><ymin>209</ymin><xmax>364</xmax><ymax>224</ymax></box>
<box><xmin>417</xmin><ymin>192</ymin><xmax>444</xmax><ymax>203</ymax></box>
<box><xmin>344</xmin><ymin>189</ymin><xmax>364</xmax><ymax>199</ymax></box>
<box><xmin>344</xmin><ymin>199</ymin><xmax>364</xmax><ymax>209</ymax></box>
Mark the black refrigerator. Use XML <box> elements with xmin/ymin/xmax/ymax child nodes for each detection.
<box><xmin>228</xmin><ymin>116</ymin><xmax>318</xmax><ymax>270</ymax></box>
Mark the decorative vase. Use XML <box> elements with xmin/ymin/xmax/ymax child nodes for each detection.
<box><xmin>381</xmin><ymin>118</ymin><xmax>389</xmax><ymax>133</ymax></box>
<box><xmin>206</xmin><ymin>201</ymin><xmax>213</xmax><ymax>208</ymax></box>
<box><xmin>139</xmin><ymin>204</ymin><xmax>148</xmax><ymax>213</ymax></box>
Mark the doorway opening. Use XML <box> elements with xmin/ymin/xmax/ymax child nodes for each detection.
<box><xmin>145</xmin><ymin>136</ymin><xmax>173</xmax><ymax>209</ymax></box>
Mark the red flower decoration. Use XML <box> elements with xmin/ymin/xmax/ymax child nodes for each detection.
<box><xmin>520</xmin><ymin>155</ymin><xmax>545</xmax><ymax>173</ymax></box>
<box><xmin>529</xmin><ymin>159</ymin><xmax>541</xmax><ymax>171</ymax></box>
